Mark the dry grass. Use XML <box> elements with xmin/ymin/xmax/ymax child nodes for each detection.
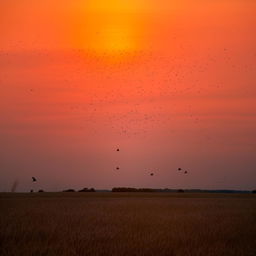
<box><xmin>0</xmin><ymin>193</ymin><xmax>256</xmax><ymax>256</ymax></box>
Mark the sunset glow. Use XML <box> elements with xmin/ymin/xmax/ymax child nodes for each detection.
<box><xmin>74</xmin><ymin>1</ymin><xmax>141</xmax><ymax>54</ymax></box>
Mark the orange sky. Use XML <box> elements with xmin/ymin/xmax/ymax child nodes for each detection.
<box><xmin>0</xmin><ymin>0</ymin><xmax>256</xmax><ymax>191</ymax></box>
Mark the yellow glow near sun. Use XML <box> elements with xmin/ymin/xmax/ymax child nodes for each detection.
<box><xmin>86</xmin><ymin>0</ymin><xmax>145</xmax><ymax>13</ymax></box>
<box><xmin>99</xmin><ymin>26</ymin><xmax>134</xmax><ymax>53</ymax></box>
<box><xmin>77</xmin><ymin>0</ymin><xmax>144</xmax><ymax>55</ymax></box>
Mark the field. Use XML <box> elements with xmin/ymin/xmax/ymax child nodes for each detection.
<box><xmin>1</xmin><ymin>193</ymin><xmax>256</xmax><ymax>256</ymax></box>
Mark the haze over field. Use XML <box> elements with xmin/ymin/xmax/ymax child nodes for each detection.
<box><xmin>0</xmin><ymin>0</ymin><xmax>256</xmax><ymax>191</ymax></box>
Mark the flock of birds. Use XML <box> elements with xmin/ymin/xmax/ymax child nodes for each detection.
<box><xmin>24</xmin><ymin>48</ymin><xmax>223</xmax><ymax>139</ymax></box>
<box><xmin>114</xmin><ymin>148</ymin><xmax>188</xmax><ymax>176</ymax></box>
<box><xmin>31</xmin><ymin>147</ymin><xmax>189</xmax><ymax>187</ymax></box>
<box><xmin>148</xmin><ymin>167</ymin><xmax>188</xmax><ymax>176</ymax></box>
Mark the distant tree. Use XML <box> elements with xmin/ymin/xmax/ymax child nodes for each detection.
<box><xmin>30</xmin><ymin>189</ymin><xmax>34</xmax><ymax>193</ymax></box>
<box><xmin>78</xmin><ymin>188</ymin><xmax>95</xmax><ymax>192</ymax></box>
<box><xmin>78</xmin><ymin>188</ymin><xmax>89</xmax><ymax>192</ymax></box>
<box><xmin>177</xmin><ymin>189</ymin><xmax>185</xmax><ymax>193</ymax></box>
<box><xmin>112</xmin><ymin>187</ymin><xmax>136</xmax><ymax>192</ymax></box>
<box><xmin>252</xmin><ymin>190</ymin><xmax>256</xmax><ymax>194</ymax></box>
<box><xmin>38</xmin><ymin>189</ymin><xmax>44</xmax><ymax>193</ymax></box>
<box><xmin>63</xmin><ymin>189</ymin><xmax>76</xmax><ymax>192</ymax></box>
<box><xmin>112</xmin><ymin>187</ymin><xmax>154</xmax><ymax>192</ymax></box>
<box><xmin>138</xmin><ymin>188</ymin><xmax>154</xmax><ymax>192</ymax></box>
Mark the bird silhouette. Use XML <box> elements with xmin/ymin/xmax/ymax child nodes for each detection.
<box><xmin>150</xmin><ymin>173</ymin><xmax>154</xmax><ymax>176</ymax></box>
<box><xmin>184</xmin><ymin>171</ymin><xmax>188</xmax><ymax>174</ymax></box>
<box><xmin>116</xmin><ymin>167</ymin><xmax>120</xmax><ymax>170</ymax></box>
<box><xmin>178</xmin><ymin>168</ymin><xmax>182</xmax><ymax>171</ymax></box>
<box><xmin>32</xmin><ymin>177</ymin><xmax>37</xmax><ymax>182</ymax></box>
<box><xmin>116</xmin><ymin>148</ymin><xmax>120</xmax><ymax>152</ymax></box>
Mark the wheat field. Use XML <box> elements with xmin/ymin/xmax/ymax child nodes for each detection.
<box><xmin>0</xmin><ymin>193</ymin><xmax>256</xmax><ymax>256</ymax></box>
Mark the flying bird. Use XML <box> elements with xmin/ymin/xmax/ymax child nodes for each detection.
<box><xmin>178</xmin><ymin>168</ymin><xmax>182</xmax><ymax>171</ymax></box>
<box><xmin>116</xmin><ymin>167</ymin><xmax>120</xmax><ymax>170</ymax></box>
<box><xmin>150</xmin><ymin>173</ymin><xmax>154</xmax><ymax>176</ymax></box>
<box><xmin>184</xmin><ymin>171</ymin><xmax>188</xmax><ymax>174</ymax></box>
<box><xmin>32</xmin><ymin>177</ymin><xmax>37</xmax><ymax>182</ymax></box>
<box><xmin>116</xmin><ymin>148</ymin><xmax>120</xmax><ymax>152</ymax></box>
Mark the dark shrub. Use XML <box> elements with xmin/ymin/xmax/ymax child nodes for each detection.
<box><xmin>112</xmin><ymin>187</ymin><xmax>137</xmax><ymax>192</ymax></box>
<box><xmin>78</xmin><ymin>188</ymin><xmax>96</xmax><ymax>192</ymax></box>
<box><xmin>38</xmin><ymin>189</ymin><xmax>44</xmax><ymax>193</ymax></box>
<box><xmin>63</xmin><ymin>189</ymin><xmax>76</xmax><ymax>192</ymax></box>
<box><xmin>252</xmin><ymin>190</ymin><xmax>256</xmax><ymax>194</ymax></box>
<box><xmin>138</xmin><ymin>188</ymin><xmax>154</xmax><ymax>192</ymax></box>
<box><xmin>78</xmin><ymin>188</ymin><xmax>89</xmax><ymax>192</ymax></box>
<box><xmin>177</xmin><ymin>189</ymin><xmax>185</xmax><ymax>193</ymax></box>
<box><xmin>112</xmin><ymin>187</ymin><xmax>154</xmax><ymax>192</ymax></box>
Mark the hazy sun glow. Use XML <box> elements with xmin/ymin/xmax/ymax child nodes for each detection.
<box><xmin>83</xmin><ymin>18</ymin><xmax>137</xmax><ymax>54</ymax></box>
<box><xmin>77</xmin><ymin>0</ymin><xmax>144</xmax><ymax>55</ymax></box>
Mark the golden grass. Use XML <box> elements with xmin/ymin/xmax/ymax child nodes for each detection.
<box><xmin>1</xmin><ymin>193</ymin><xmax>256</xmax><ymax>256</ymax></box>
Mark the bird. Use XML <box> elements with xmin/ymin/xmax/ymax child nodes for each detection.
<box><xmin>150</xmin><ymin>173</ymin><xmax>154</xmax><ymax>176</ymax></box>
<box><xmin>116</xmin><ymin>148</ymin><xmax>120</xmax><ymax>152</ymax></box>
<box><xmin>116</xmin><ymin>167</ymin><xmax>120</xmax><ymax>170</ymax></box>
<box><xmin>178</xmin><ymin>168</ymin><xmax>182</xmax><ymax>171</ymax></box>
<box><xmin>32</xmin><ymin>177</ymin><xmax>37</xmax><ymax>182</ymax></box>
<box><xmin>184</xmin><ymin>171</ymin><xmax>188</xmax><ymax>174</ymax></box>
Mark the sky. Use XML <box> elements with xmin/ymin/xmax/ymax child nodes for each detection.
<box><xmin>0</xmin><ymin>0</ymin><xmax>256</xmax><ymax>192</ymax></box>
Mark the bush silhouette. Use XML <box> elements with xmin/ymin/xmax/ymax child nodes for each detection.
<box><xmin>112</xmin><ymin>187</ymin><xmax>154</xmax><ymax>192</ymax></box>
<box><xmin>78</xmin><ymin>188</ymin><xmax>95</xmax><ymax>192</ymax></box>
<box><xmin>63</xmin><ymin>189</ymin><xmax>76</xmax><ymax>192</ymax></box>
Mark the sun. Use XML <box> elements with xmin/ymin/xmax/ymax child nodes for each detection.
<box><xmin>90</xmin><ymin>23</ymin><xmax>136</xmax><ymax>55</ymax></box>
<box><xmin>74</xmin><ymin>0</ymin><xmax>143</xmax><ymax>56</ymax></box>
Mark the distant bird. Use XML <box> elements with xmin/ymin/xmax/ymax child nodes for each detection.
<box><xmin>178</xmin><ymin>168</ymin><xmax>182</xmax><ymax>171</ymax></box>
<box><xmin>32</xmin><ymin>177</ymin><xmax>37</xmax><ymax>182</ymax></box>
<box><xmin>116</xmin><ymin>148</ymin><xmax>120</xmax><ymax>152</ymax></box>
<box><xmin>116</xmin><ymin>167</ymin><xmax>120</xmax><ymax>170</ymax></box>
<box><xmin>150</xmin><ymin>173</ymin><xmax>154</xmax><ymax>176</ymax></box>
<box><xmin>184</xmin><ymin>171</ymin><xmax>188</xmax><ymax>174</ymax></box>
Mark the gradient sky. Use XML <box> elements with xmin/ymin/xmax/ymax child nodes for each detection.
<box><xmin>1</xmin><ymin>0</ymin><xmax>256</xmax><ymax>192</ymax></box>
